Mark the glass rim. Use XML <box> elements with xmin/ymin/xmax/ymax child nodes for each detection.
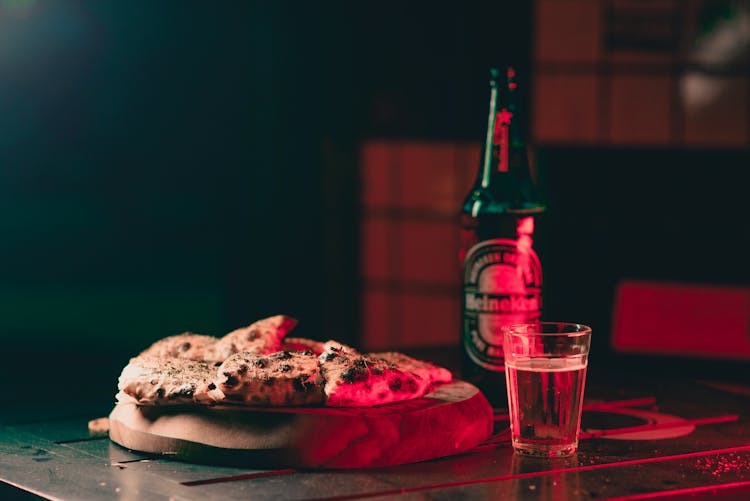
<box><xmin>503</xmin><ymin>322</ymin><xmax>592</xmax><ymax>337</ymax></box>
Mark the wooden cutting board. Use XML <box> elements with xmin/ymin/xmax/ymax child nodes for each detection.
<box><xmin>108</xmin><ymin>380</ymin><xmax>493</xmax><ymax>469</ymax></box>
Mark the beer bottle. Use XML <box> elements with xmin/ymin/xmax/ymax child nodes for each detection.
<box><xmin>460</xmin><ymin>67</ymin><xmax>545</xmax><ymax>406</ymax></box>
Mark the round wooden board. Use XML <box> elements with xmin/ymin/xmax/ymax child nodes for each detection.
<box><xmin>109</xmin><ymin>380</ymin><xmax>493</xmax><ymax>469</ymax></box>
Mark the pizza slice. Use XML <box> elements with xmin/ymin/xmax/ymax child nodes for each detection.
<box><xmin>368</xmin><ymin>352</ymin><xmax>453</xmax><ymax>386</ymax></box>
<box><xmin>117</xmin><ymin>356</ymin><xmax>224</xmax><ymax>406</ymax></box>
<box><xmin>211</xmin><ymin>315</ymin><xmax>298</xmax><ymax>361</ymax></box>
<box><xmin>215</xmin><ymin>350</ymin><xmax>324</xmax><ymax>406</ymax></box>
<box><xmin>139</xmin><ymin>332</ymin><xmax>220</xmax><ymax>361</ymax></box>
<box><xmin>318</xmin><ymin>346</ymin><xmax>430</xmax><ymax>407</ymax></box>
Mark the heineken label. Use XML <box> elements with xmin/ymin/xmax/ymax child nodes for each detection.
<box><xmin>462</xmin><ymin>238</ymin><xmax>542</xmax><ymax>371</ymax></box>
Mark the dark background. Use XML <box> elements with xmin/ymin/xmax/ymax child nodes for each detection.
<box><xmin>0</xmin><ymin>1</ymin><xmax>747</xmax><ymax>407</ymax></box>
<box><xmin>0</xmin><ymin>1</ymin><xmax>533</xmax><ymax>406</ymax></box>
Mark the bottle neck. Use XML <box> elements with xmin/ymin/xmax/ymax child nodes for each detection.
<box><xmin>479</xmin><ymin>68</ymin><xmax>530</xmax><ymax>188</ymax></box>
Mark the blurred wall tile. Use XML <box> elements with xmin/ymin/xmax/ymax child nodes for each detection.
<box><xmin>604</xmin><ymin>0</ymin><xmax>680</xmax><ymax>66</ymax></box>
<box><xmin>533</xmin><ymin>73</ymin><xmax>599</xmax><ymax>144</ymax></box>
<box><xmin>400</xmin><ymin>220</ymin><xmax>460</xmax><ymax>286</ymax></box>
<box><xmin>457</xmin><ymin>141</ymin><xmax>482</xmax><ymax>195</ymax></box>
<box><xmin>359</xmin><ymin>140</ymin><xmax>466</xmax><ymax>350</ymax></box>
<box><xmin>682</xmin><ymin>75</ymin><xmax>749</xmax><ymax>147</ymax></box>
<box><xmin>609</xmin><ymin>74</ymin><xmax>673</xmax><ymax>145</ymax></box>
<box><xmin>361</xmin><ymin>217</ymin><xmax>392</xmax><ymax>281</ymax></box>
<box><xmin>361</xmin><ymin>141</ymin><xmax>392</xmax><ymax>208</ymax></box>
<box><xmin>398</xmin><ymin>142</ymin><xmax>461</xmax><ymax>214</ymax></box>
<box><xmin>399</xmin><ymin>293</ymin><xmax>459</xmax><ymax>348</ymax></box>
<box><xmin>361</xmin><ymin>290</ymin><xmax>391</xmax><ymax>350</ymax></box>
<box><xmin>535</xmin><ymin>0</ymin><xmax>602</xmax><ymax>63</ymax></box>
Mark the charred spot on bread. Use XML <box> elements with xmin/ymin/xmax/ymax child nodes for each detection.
<box><xmin>341</xmin><ymin>366</ymin><xmax>367</xmax><ymax>383</ymax></box>
<box><xmin>176</xmin><ymin>386</ymin><xmax>195</xmax><ymax>399</ymax></box>
<box><xmin>403</xmin><ymin>378</ymin><xmax>419</xmax><ymax>393</ymax></box>
<box><xmin>178</xmin><ymin>342</ymin><xmax>192</xmax><ymax>352</ymax></box>
<box><xmin>292</xmin><ymin>377</ymin><xmax>307</xmax><ymax>392</ymax></box>
<box><xmin>253</xmin><ymin>358</ymin><xmax>267</xmax><ymax>368</ymax></box>
<box><xmin>237</xmin><ymin>364</ymin><xmax>249</xmax><ymax>375</ymax></box>
<box><xmin>388</xmin><ymin>378</ymin><xmax>402</xmax><ymax>391</ymax></box>
<box><xmin>222</xmin><ymin>373</ymin><xmax>239</xmax><ymax>388</ymax></box>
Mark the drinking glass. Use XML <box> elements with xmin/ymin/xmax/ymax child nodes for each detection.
<box><xmin>502</xmin><ymin>322</ymin><xmax>592</xmax><ymax>457</ymax></box>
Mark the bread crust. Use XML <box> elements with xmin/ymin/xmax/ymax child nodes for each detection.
<box><xmin>216</xmin><ymin>350</ymin><xmax>324</xmax><ymax>406</ymax></box>
<box><xmin>139</xmin><ymin>332</ymin><xmax>220</xmax><ymax>361</ymax></box>
<box><xmin>281</xmin><ymin>337</ymin><xmax>325</xmax><ymax>355</ymax></box>
<box><xmin>117</xmin><ymin>356</ymin><xmax>224</xmax><ymax>406</ymax></box>
<box><xmin>318</xmin><ymin>346</ymin><xmax>430</xmax><ymax>407</ymax></box>
<box><xmin>368</xmin><ymin>352</ymin><xmax>453</xmax><ymax>385</ymax></box>
<box><xmin>211</xmin><ymin>315</ymin><xmax>298</xmax><ymax>361</ymax></box>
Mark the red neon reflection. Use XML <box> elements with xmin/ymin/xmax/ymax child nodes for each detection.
<box><xmin>515</xmin><ymin>216</ymin><xmax>535</xmax><ymax>286</ymax></box>
<box><xmin>494</xmin><ymin>109</ymin><xmax>513</xmax><ymax>173</ymax></box>
<box><xmin>602</xmin><ymin>480</ymin><xmax>750</xmax><ymax>501</ymax></box>
<box><xmin>312</xmin><ymin>446</ymin><xmax>750</xmax><ymax>501</ymax></box>
<box><xmin>516</xmin><ymin>216</ymin><xmax>534</xmax><ymax>235</ymax></box>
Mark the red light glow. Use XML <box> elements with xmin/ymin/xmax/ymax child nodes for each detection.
<box><xmin>493</xmin><ymin>109</ymin><xmax>512</xmax><ymax>172</ymax></box>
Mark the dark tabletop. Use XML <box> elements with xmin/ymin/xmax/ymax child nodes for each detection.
<box><xmin>2</xmin><ymin>354</ymin><xmax>750</xmax><ymax>500</ymax></box>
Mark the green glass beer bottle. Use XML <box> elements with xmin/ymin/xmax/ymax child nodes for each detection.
<box><xmin>460</xmin><ymin>67</ymin><xmax>546</xmax><ymax>407</ymax></box>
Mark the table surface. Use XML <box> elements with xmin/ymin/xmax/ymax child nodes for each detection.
<box><xmin>2</xmin><ymin>366</ymin><xmax>750</xmax><ymax>500</ymax></box>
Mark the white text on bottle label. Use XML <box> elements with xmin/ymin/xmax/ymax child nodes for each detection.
<box><xmin>462</xmin><ymin>238</ymin><xmax>542</xmax><ymax>372</ymax></box>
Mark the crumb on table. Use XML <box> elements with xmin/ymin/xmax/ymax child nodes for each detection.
<box><xmin>88</xmin><ymin>417</ymin><xmax>110</xmax><ymax>436</ymax></box>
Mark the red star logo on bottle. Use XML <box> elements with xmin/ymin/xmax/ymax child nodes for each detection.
<box><xmin>498</xmin><ymin>108</ymin><xmax>513</xmax><ymax>125</ymax></box>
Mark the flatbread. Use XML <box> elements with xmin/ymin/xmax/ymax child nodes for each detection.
<box><xmin>318</xmin><ymin>346</ymin><xmax>430</xmax><ymax>407</ymax></box>
<box><xmin>216</xmin><ymin>350</ymin><xmax>324</xmax><ymax>406</ymax></box>
<box><xmin>369</xmin><ymin>352</ymin><xmax>453</xmax><ymax>385</ymax></box>
<box><xmin>117</xmin><ymin>356</ymin><xmax>224</xmax><ymax>406</ymax></box>
<box><xmin>116</xmin><ymin>316</ymin><xmax>456</xmax><ymax>410</ymax></box>
<box><xmin>211</xmin><ymin>315</ymin><xmax>297</xmax><ymax>361</ymax></box>
<box><xmin>139</xmin><ymin>332</ymin><xmax>220</xmax><ymax>361</ymax></box>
